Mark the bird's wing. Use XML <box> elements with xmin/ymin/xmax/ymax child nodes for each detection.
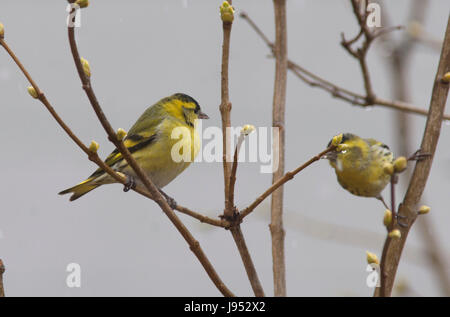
<box><xmin>88</xmin><ymin>108</ymin><xmax>165</xmax><ymax>180</ymax></box>
<box><xmin>106</xmin><ymin>133</ymin><xmax>158</xmax><ymax>166</ymax></box>
<box><xmin>365</xmin><ymin>138</ymin><xmax>390</xmax><ymax>150</ymax></box>
<box><xmin>88</xmin><ymin>133</ymin><xmax>159</xmax><ymax>180</ymax></box>
<box><xmin>127</xmin><ymin>103</ymin><xmax>165</xmax><ymax>136</ymax></box>
<box><xmin>365</xmin><ymin>138</ymin><xmax>379</xmax><ymax>146</ymax></box>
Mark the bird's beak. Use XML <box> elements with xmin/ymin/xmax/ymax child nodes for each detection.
<box><xmin>198</xmin><ymin>111</ymin><xmax>209</xmax><ymax>119</ymax></box>
<box><xmin>324</xmin><ymin>151</ymin><xmax>337</xmax><ymax>162</ymax></box>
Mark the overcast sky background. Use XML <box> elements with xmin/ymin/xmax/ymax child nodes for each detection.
<box><xmin>0</xmin><ymin>0</ymin><xmax>449</xmax><ymax>296</ymax></box>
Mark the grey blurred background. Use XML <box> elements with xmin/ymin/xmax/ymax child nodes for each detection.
<box><xmin>0</xmin><ymin>0</ymin><xmax>449</xmax><ymax>296</ymax></box>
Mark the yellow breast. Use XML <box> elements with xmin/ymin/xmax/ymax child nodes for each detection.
<box><xmin>332</xmin><ymin>140</ymin><xmax>393</xmax><ymax>197</ymax></box>
<box><xmin>124</xmin><ymin>119</ymin><xmax>200</xmax><ymax>188</ymax></box>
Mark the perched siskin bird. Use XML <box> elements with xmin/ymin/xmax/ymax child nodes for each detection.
<box><xmin>326</xmin><ymin>133</ymin><xmax>394</xmax><ymax>206</ymax></box>
<box><xmin>59</xmin><ymin>93</ymin><xmax>209</xmax><ymax>202</ymax></box>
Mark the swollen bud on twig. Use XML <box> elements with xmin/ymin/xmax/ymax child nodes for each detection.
<box><xmin>331</xmin><ymin>133</ymin><xmax>343</xmax><ymax>146</ymax></box>
<box><xmin>80</xmin><ymin>57</ymin><xmax>91</xmax><ymax>78</ymax></box>
<box><xmin>418</xmin><ymin>205</ymin><xmax>430</xmax><ymax>215</ymax></box>
<box><xmin>88</xmin><ymin>140</ymin><xmax>99</xmax><ymax>153</ymax></box>
<box><xmin>75</xmin><ymin>0</ymin><xmax>89</xmax><ymax>8</ymax></box>
<box><xmin>383</xmin><ymin>209</ymin><xmax>392</xmax><ymax>227</ymax></box>
<box><xmin>393</xmin><ymin>156</ymin><xmax>407</xmax><ymax>173</ymax></box>
<box><xmin>116</xmin><ymin>128</ymin><xmax>127</xmax><ymax>141</ymax></box>
<box><xmin>388</xmin><ymin>229</ymin><xmax>401</xmax><ymax>239</ymax></box>
<box><xmin>240</xmin><ymin>124</ymin><xmax>255</xmax><ymax>136</ymax></box>
<box><xmin>366</xmin><ymin>251</ymin><xmax>379</xmax><ymax>265</ymax></box>
<box><xmin>407</xmin><ymin>21</ymin><xmax>423</xmax><ymax>38</ymax></box>
<box><xmin>220</xmin><ymin>1</ymin><xmax>235</xmax><ymax>23</ymax></box>
<box><xmin>27</xmin><ymin>86</ymin><xmax>38</xmax><ymax>99</ymax></box>
<box><xmin>0</xmin><ymin>22</ymin><xmax>4</xmax><ymax>39</ymax></box>
<box><xmin>443</xmin><ymin>72</ymin><xmax>450</xmax><ymax>83</ymax></box>
<box><xmin>383</xmin><ymin>163</ymin><xmax>394</xmax><ymax>176</ymax></box>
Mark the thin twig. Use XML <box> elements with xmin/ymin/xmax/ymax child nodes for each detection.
<box><xmin>175</xmin><ymin>204</ymin><xmax>229</xmax><ymax>228</ymax></box>
<box><xmin>228</xmin><ymin>226</ymin><xmax>265</xmax><ymax>297</ymax></box>
<box><xmin>341</xmin><ymin>0</ymin><xmax>378</xmax><ymax>103</ymax></box>
<box><xmin>220</xmin><ymin>9</ymin><xmax>233</xmax><ymax>217</ymax></box>
<box><xmin>389</xmin><ymin>175</ymin><xmax>398</xmax><ymax>225</ymax></box>
<box><xmin>240</xmin><ymin>146</ymin><xmax>336</xmax><ymax>221</ymax></box>
<box><xmin>229</xmin><ymin>134</ymin><xmax>245</xmax><ymax>208</ymax></box>
<box><xmin>375</xmin><ymin>15</ymin><xmax>450</xmax><ymax>297</ymax></box>
<box><xmin>218</xmin><ymin>1</ymin><xmax>265</xmax><ymax>297</ymax></box>
<box><xmin>240</xmin><ymin>12</ymin><xmax>450</xmax><ymax>121</ymax></box>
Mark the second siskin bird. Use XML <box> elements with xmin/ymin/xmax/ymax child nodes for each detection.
<box><xmin>326</xmin><ymin>133</ymin><xmax>394</xmax><ymax>205</ymax></box>
<box><xmin>59</xmin><ymin>93</ymin><xmax>209</xmax><ymax>202</ymax></box>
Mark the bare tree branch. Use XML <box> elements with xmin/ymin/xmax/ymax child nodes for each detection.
<box><xmin>228</xmin><ymin>138</ymin><xmax>242</xmax><ymax>210</ymax></box>
<box><xmin>240</xmin><ymin>146</ymin><xmax>336</xmax><ymax>221</ymax></box>
<box><xmin>218</xmin><ymin>1</ymin><xmax>265</xmax><ymax>297</ymax></box>
<box><xmin>175</xmin><ymin>205</ymin><xmax>230</xmax><ymax>228</ymax></box>
<box><xmin>375</xmin><ymin>15</ymin><xmax>450</xmax><ymax>297</ymax></box>
<box><xmin>270</xmin><ymin>0</ymin><xmax>288</xmax><ymax>297</ymax></box>
<box><xmin>220</xmin><ymin>6</ymin><xmax>233</xmax><ymax>217</ymax></box>
<box><xmin>341</xmin><ymin>0</ymin><xmax>377</xmax><ymax>102</ymax></box>
<box><xmin>240</xmin><ymin>12</ymin><xmax>450</xmax><ymax>121</ymax></box>
<box><xmin>380</xmin><ymin>0</ymin><xmax>450</xmax><ymax>296</ymax></box>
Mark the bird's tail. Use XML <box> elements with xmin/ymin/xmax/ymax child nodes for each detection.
<box><xmin>59</xmin><ymin>178</ymin><xmax>100</xmax><ymax>201</ymax></box>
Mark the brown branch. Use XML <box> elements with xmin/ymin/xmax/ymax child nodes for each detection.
<box><xmin>380</xmin><ymin>0</ymin><xmax>450</xmax><ymax>296</ymax></box>
<box><xmin>228</xmin><ymin>227</ymin><xmax>265</xmax><ymax>297</ymax></box>
<box><xmin>0</xmin><ymin>259</ymin><xmax>5</xmax><ymax>297</ymax></box>
<box><xmin>229</xmin><ymin>133</ymin><xmax>246</xmax><ymax>208</ymax></box>
<box><xmin>240</xmin><ymin>146</ymin><xmax>336</xmax><ymax>221</ymax></box>
<box><xmin>375</xmin><ymin>15</ymin><xmax>450</xmax><ymax>297</ymax></box>
<box><xmin>240</xmin><ymin>12</ymin><xmax>450</xmax><ymax>121</ymax></box>
<box><xmin>270</xmin><ymin>0</ymin><xmax>288</xmax><ymax>296</ymax></box>
<box><xmin>220</xmin><ymin>11</ymin><xmax>233</xmax><ymax>216</ymax></box>
<box><xmin>342</xmin><ymin>0</ymin><xmax>376</xmax><ymax>103</ymax></box>
<box><xmin>65</xmin><ymin>17</ymin><xmax>234</xmax><ymax>296</ymax></box>
<box><xmin>175</xmin><ymin>205</ymin><xmax>229</xmax><ymax>228</ymax></box>
<box><xmin>218</xmin><ymin>2</ymin><xmax>265</xmax><ymax>297</ymax></box>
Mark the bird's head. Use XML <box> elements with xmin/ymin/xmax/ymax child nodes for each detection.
<box><xmin>164</xmin><ymin>93</ymin><xmax>209</xmax><ymax>127</ymax></box>
<box><xmin>325</xmin><ymin>133</ymin><xmax>367</xmax><ymax>171</ymax></box>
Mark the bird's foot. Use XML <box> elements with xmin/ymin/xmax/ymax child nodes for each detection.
<box><xmin>158</xmin><ymin>189</ymin><xmax>177</xmax><ymax>209</ymax></box>
<box><xmin>123</xmin><ymin>175</ymin><xmax>136</xmax><ymax>192</ymax></box>
<box><xmin>408</xmin><ymin>149</ymin><xmax>431</xmax><ymax>162</ymax></box>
